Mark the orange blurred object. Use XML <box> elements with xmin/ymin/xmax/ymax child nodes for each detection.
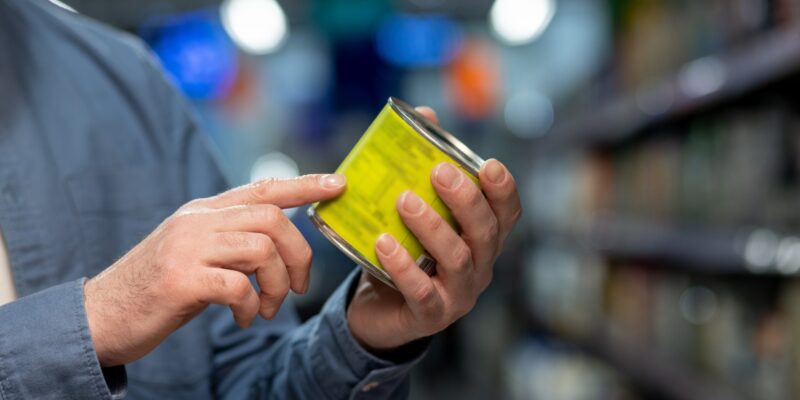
<box><xmin>447</xmin><ymin>39</ymin><xmax>500</xmax><ymax>120</ymax></box>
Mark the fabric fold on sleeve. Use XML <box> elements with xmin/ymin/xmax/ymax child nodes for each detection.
<box><xmin>0</xmin><ymin>278</ymin><xmax>126</xmax><ymax>400</ymax></box>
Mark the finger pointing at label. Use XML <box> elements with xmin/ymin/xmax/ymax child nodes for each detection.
<box><xmin>195</xmin><ymin>174</ymin><xmax>347</xmax><ymax>209</ymax></box>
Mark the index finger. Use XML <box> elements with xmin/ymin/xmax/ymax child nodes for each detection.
<box><xmin>199</xmin><ymin>174</ymin><xmax>346</xmax><ymax>209</ymax></box>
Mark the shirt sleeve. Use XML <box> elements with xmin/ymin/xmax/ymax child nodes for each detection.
<box><xmin>0</xmin><ymin>278</ymin><xmax>126</xmax><ymax>400</ymax></box>
<box><xmin>210</xmin><ymin>269</ymin><xmax>427</xmax><ymax>400</ymax></box>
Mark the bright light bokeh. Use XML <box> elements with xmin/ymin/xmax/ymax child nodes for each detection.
<box><xmin>221</xmin><ymin>0</ymin><xmax>288</xmax><ymax>55</ymax></box>
<box><xmin>489</xmin><ymin>0</ymin><xmax>556</xmax><ymax>46</ymax></box>
<box><xmin>250</xmin><ymin>152</ymin><xmax>300</xmax><ymax>217</ymax></box>
<box><xmin>504</xmin><ymin>91</ymin><xmax>554</xmax><ymax>138</ymax></box>
<box><xmin>250</xmin><ymin>152</ymin><xmax>299</xmax><ymax>183</ymax></box>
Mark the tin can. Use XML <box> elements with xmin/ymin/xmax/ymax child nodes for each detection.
<box><xmin>308</xmin><ymin>97</ymin><xmax>484</xmax><ymax>289</ymax></box>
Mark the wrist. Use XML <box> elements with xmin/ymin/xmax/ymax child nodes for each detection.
<box><xmin>345</xmin><ymin>301</ymin><xmax>423</xmax><ymax>351</ymax></box>
<box><xmin>346</xmin><ymin>307</ymin><xmax>429</xmax><ymax>361</ymax></box>
<box><xmin>344</xmin><ymin>271</ymin><xmax>429</xmax><ymax>359</ymax></box>
<box><xmin>84</xmin><ymin>278</ymin><xmax>116</xmax><ymax>367</ymax></box>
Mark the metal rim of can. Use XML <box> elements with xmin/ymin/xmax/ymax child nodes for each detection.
<box><xmin>387</xmin><ymin>97</ymin><xmax>485</xmax><ymax>176</ymax></box>
<box><xmin>308</xmin><ymin>97</ymin><xmax>485</xmax><ymax>290</ymax></box>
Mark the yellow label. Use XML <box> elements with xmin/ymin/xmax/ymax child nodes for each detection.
<box><xmin>314</xmin><ymin>104</ymin><xmax>479</xmax><ymax>272</ymax></box>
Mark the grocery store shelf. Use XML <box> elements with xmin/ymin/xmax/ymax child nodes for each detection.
<box><xmin>548</xmin><ymin>26</ymin><xmax>800</xmax><ymax>148</ymax></box>
<box><xmin>518</xmin><ymin>310</ymin><xmax>749</xmax><ymax>400</ymax></box>
<box><xmin>537</xmin><ymin>216</ymin><xmax>800</xmax><ymax>276</ymax></box>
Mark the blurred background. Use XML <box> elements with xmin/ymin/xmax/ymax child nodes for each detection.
<box><xmin>57</xmin><ymin>0</ymin><xmax>800</xmax><ymax>398</ymax></box>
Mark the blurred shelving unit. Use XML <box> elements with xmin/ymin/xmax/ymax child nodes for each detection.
<box><xmin>536</xmin><ymin>217</ymin><xmax>800</xmax><ymax>276</ymax></box>
<box><xmin>515</xmin><ymin>307</ymin><xmax>750</xmax><ymax>400</ymax></box>
<box><xmin>547</xmin><ymin>25</ymin><xmax>800</xmax><ymax>149</ymax></box>
<box><xmin>521</xmin><ymin>4</ymin><xmax>800</xmax><ymax>400</ymax></box>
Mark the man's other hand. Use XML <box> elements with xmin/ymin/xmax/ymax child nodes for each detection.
<box><xmin>347</xmin><ymin>107</ymin><xmax>522</xmax><ymax>353</ymax></box>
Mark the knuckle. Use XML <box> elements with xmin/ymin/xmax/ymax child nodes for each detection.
<box><xmin>462</xmin><ymin>187</ymin><xmax>484</xmax><ymax>209</ymax></box>
<box><xmin>273</xmin><ymin>274</ymin><xmax>291</xmax><ymax>293</ymax></box>
<box><xmin>260</xmin><ymin>285</ymin><xmax>289</xmax><ymax>304</ymax></box>
<box><xmin>279</xmin><ymin>272</ymin><xmax>291</xmax><ymax>293</ymax></box>
<box><xmin>167</xmin><ymin>212</ymin><xmax>199</xmax><ymax>232</ymax></box>
<box><xmin>183</xmin><ymin>198</ymin><xmax>206</xmax><ymax>209</ymax></box>
<box><xmin>205</xmin><ymin>272</ymin><xmax>228</xmax><ymax>291</ymax></box>
<box><xmin>259</xmin><ymin>204</ymin><xmax>284</xmax><ymax>225</ymax></box>
<box><xmin>475</xmin><ymin>218</ymin><xmax>500</xmax><ymax>244</ymax></box>
<box><xmin>175</xmin><ymin>203</ymin><xmax>192</xmax><ymax>213</ymax></box>
<box><xmin>451</xmin><ymin>243</ymin><xmax>472</xmax><ymax>268</ymax></box>
<box><xmin>250</xmin><ymin>179</ymin><xmax>276</xmax><ymax>202</ymax></box>
<box><xmin>176</xmin><ymin>199</ymin><xmax>202</xmax><ymax>214</ymax></box>
<box><xmin>257</xmin><ymin>236</ymin><xmax>277</xmax><ymax>259</ymax></box>
<box><xmin>231</xmin><ymin>276</ymin><xmax>252</xmax><ymax>303</ymax></box>
<box><xmin>219</xmin><ymin>232</ymin><xmax>248</xmax><ymax>249</ymax></box>
<box><xmin>299</xmin><ymin>245</ymin><xmax>313</xmax><ymax>269</ymax></box>
<box><xmin>259</xmin><ymin>276</ymin><xmax>290</xmax><ymax>309</ymax></box>
<box><xmin>162</xmin><ymin>215</ymin><xmax>183</xmax><ymax>231</ymax></box>
<box><xmin>412</xmin><ymin>281</ymin><xmax>436</xmax><ymax>306</ymax></box>
<box><xmin>427</xmin><ymin>211</ymin><xmax>445</xmax><ymax>232</ymax></box>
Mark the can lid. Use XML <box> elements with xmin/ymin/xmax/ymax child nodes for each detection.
<box><xmin>388</xmin><ymin>97</ymin><xmax>485</xmax><ymax>176</ymax></box>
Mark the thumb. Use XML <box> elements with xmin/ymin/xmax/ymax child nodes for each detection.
<box><xmin>203</xmin><ymin>174</ymin><xmax>346</xmax><ymax>209</ymax></box>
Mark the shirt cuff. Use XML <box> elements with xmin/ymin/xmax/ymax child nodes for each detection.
<box><xmin>0</xmin><ymin>278</ymin><xmax>127</xmax><ymax>400</ymax></box>
<box><xmin>312</xmin><ymin>268</ymin><xmax>428</xmax><ymax>399</ymax></box>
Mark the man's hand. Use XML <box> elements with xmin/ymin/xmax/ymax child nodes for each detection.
<box><xmin>347</xmin><ymin>107</ymin><xmax>522</xmax><ymax>352</ymax></box>
<box><xmin>84</xmin><ymin>174</ymin><xmax>346</xmax><ymax>366</ymax></box>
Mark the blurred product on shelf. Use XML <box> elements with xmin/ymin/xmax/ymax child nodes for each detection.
<box><xmin>522</xmin><ymin>245</ymin><xmax>800</xmax><ymax>400</ymax></box>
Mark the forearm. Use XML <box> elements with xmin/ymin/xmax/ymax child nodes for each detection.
<box><xmin>0</xmin><ymin>279</ymin><xmax>125</xmax><ymax>400</ymax></box>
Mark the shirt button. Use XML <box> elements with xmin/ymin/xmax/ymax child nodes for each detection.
<box><xmin>361</xmin><ymin>381</ymin><xmax>380</xmax><ymax>392</ymax></box>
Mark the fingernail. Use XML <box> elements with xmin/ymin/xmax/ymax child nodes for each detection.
<box><xmin>322</xmin><ymin>174</ymin><xmax>346</xmax><ymax>189</ymax></box>
<box><xmin>401</xmin><ymin>191</ymin><xmax>425</xmax><ymax>215</ymax></box>
<box><xmin>434</xmin><ymin>163</ymin><xmax>462</xmax><ymax>189</ymax></box>
<box><xmin>484</xmin><ymin>159</ymin><xmax>506</xmax><ymax>184</ymax></box>
<box><xmin>376</xmin><ymin>233</ymin><xmax>398</xmax><ymax>256</ymax></box>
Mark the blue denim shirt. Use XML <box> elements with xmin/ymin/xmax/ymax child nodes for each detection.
<box><xmin>0</xmin><ymin>1</ymin><xmax>421</xmax><ymax>398</ymax></box>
